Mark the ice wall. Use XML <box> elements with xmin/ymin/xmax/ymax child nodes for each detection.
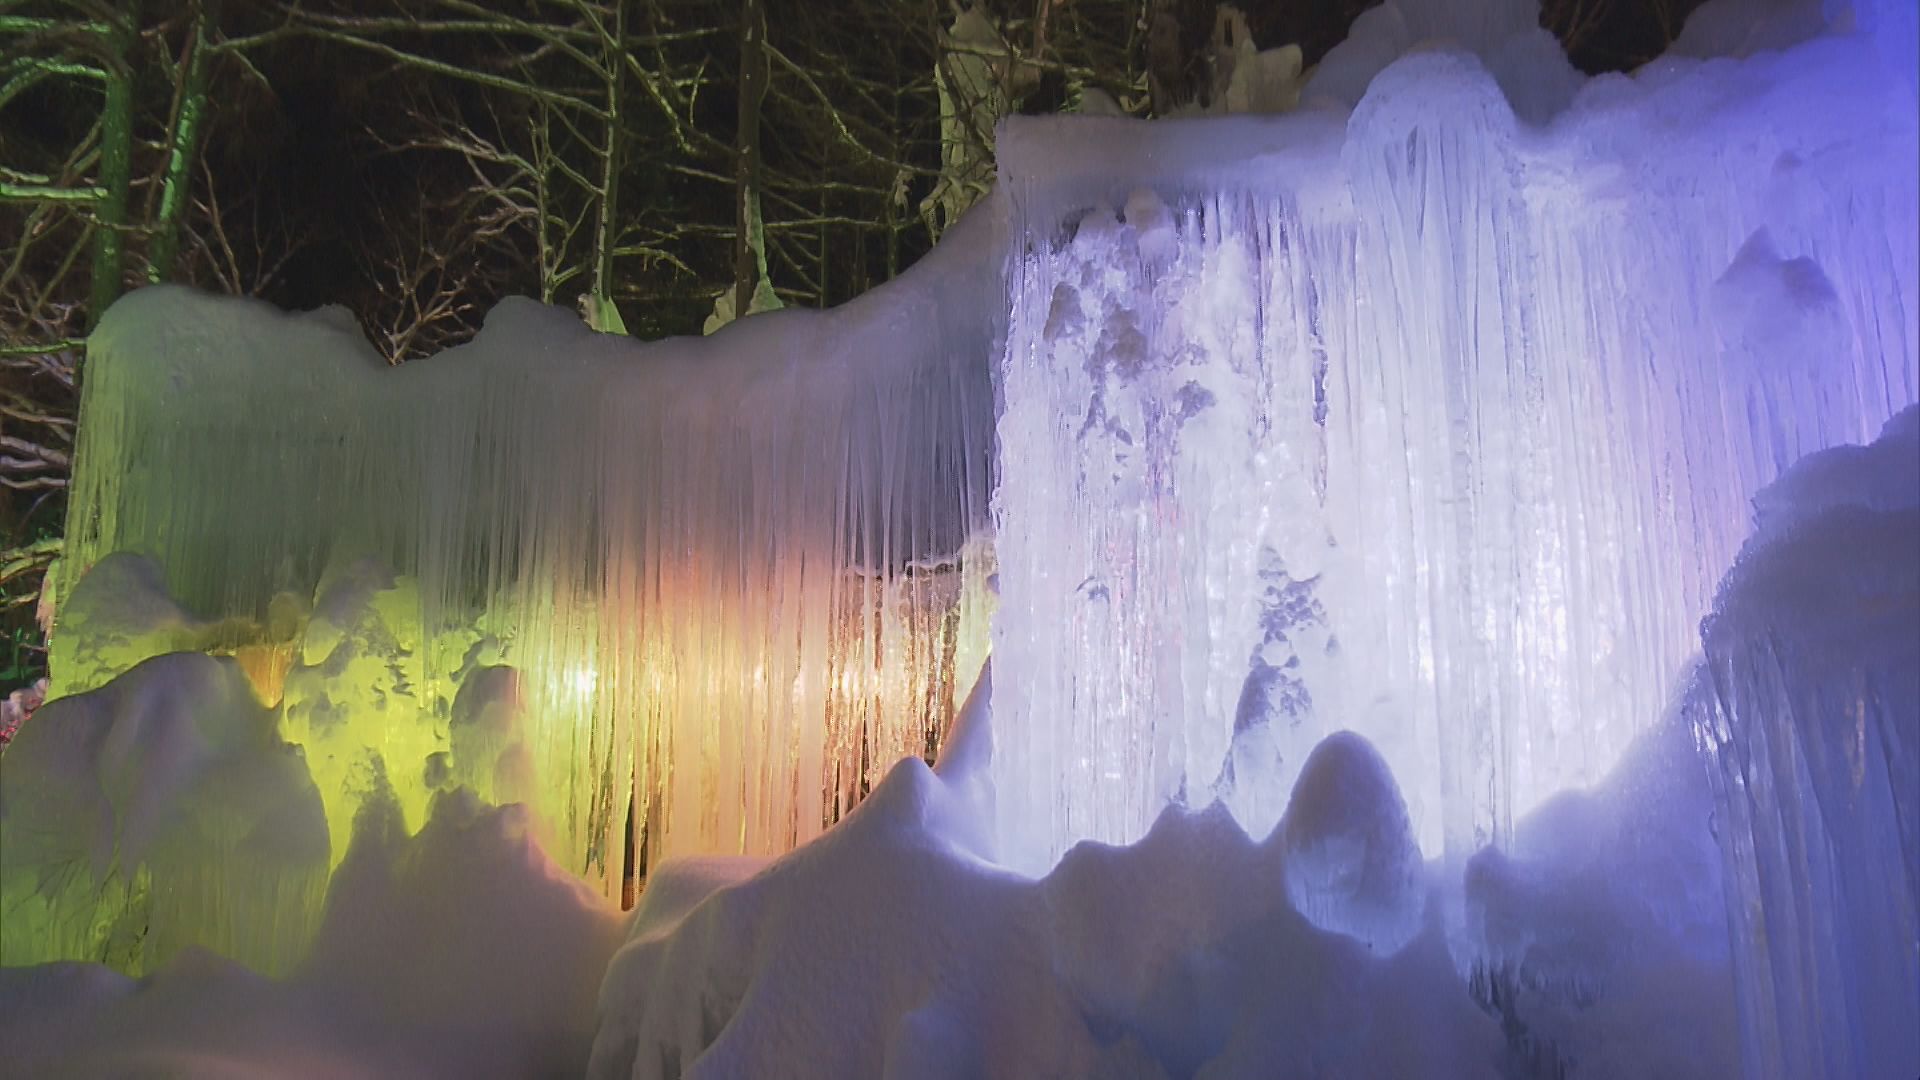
<box><xmin>1693</xmin><ymin>407</ymin><xmax>1919</xmax><ymax>1080</ymax></box>
<box><xmin>57</xmin><ymin>208</ymin><xmax>1002</xmax><ymax>893</ymax></box>
<box><xmin>989</xmin><ymin>22</ymin><xmax>1918</xmax><ymax>868</ymax></box>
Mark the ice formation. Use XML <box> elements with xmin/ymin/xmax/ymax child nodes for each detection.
<box><xmin>988</xmin><ymin>23</ymin><xmax>1917</xmax><ymax>869</ymax></box>
<box><xmin>2</xmin><ymin>0</ymin><xmax>1915</xmax><ymax>1075</ymax></box>
<box><xmin>54</xmin><ymin>207</ymin><xmax>1002</xmax><ymax>891</ymax></box>
<box><xmin>1693</xmin><ymin>406</ymin><xmax>1919</xmax><ymax>1079</ymax></box>
<box><xmin>33</xmin><ymin>0</ymin><xmax>1912</xmax><ymax>890</ymax></box>
<box><xmin>0</xmin><ymin>653</ymin><xmax>329</xmax><ymax>976</ymax></box>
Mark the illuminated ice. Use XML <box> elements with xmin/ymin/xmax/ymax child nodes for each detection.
<box><xmin>989</xmin><ymin>17</ymin><xmax>1917</xmax><ymax>869</ymax></box>
<box><xmin>53</xmin><ymin>208</ymin><xmax>1003</xmax><ymax>891</ymax></box>
<box><xmin>4</xmin><ymin>1</ymin><xmax>1915</xmax><ymax>1072</ymax></box>
<box><xmin>0</xmin><ymin>652</ymin><xmax>329</xmax><ymax>976</ymax></box>
<box><xmin>1694</xmin><ymin>406</ymin><xmax>1919</xmax><ymax>1079</ymax></box>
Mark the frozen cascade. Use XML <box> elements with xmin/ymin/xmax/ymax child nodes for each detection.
<box><xmin>21</xmin><ymin>17</ymin><xmax>1915</xmax><ymax>1070</ymax></box>
<box><xmin>989</xmin><ymin>30</ymin><xmax>1918</xmax><ymax>869</ymax></box>
<box><xmin>54</xmin><ymin>205</ymin><xmax>1003</xmax><ymax>894</ymax></box>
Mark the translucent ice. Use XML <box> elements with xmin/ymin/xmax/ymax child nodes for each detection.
<box><xmin>990</xmin><ymin>23</ymin><xmax>1916</xmax><ymax>868</ymax></box>
<box><xmin>1694</xmin><ymin>406</ymin><xmax>1919</xmax><ymax>1079</ymax></box>
<box><xmin>58</xmin><ymin>199</ymin><xmax>1003</xmax><ymax>890</ymax></box>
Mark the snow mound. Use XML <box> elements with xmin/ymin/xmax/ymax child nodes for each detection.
<box><xmin>0</xmin><ymin>652</ymin><xmax>328</xmax><ymax>976</ymax></box>
<box><xmin>0</xmin><ymin>786</ymin><xmax>624</xmax><ymax>1078</ymax></box>
<box><xmin>1463</xmin><ymin>706</ymin><xmax>1738</xmax><ymax>1077</ymax></box>
<box><xmin>1276</xmin><ymin>731</ymin><xmax>1424</xmax><ymax>954</ymax></box>
<box><xmin>589</xmin><ymin>733</ymin><xmax>1502</xmax><ymax>1080</ymax></box>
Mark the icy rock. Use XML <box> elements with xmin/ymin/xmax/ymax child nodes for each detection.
<box><xmin>1274</xmin><ymin>731</ymin><xmax>1423</xmax><ymax>954</ymax></box>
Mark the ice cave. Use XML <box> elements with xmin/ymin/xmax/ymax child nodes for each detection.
<box><xmin>0</xmin><ymin>0</ymin><xmax>1915</xmax><ymax>1076</ymax></box>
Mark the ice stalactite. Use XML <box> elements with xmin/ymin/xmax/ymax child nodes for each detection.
<box><xmin>55</xmin><ymin>207</ymin><xmax>1002</xmax><ymax>895</ymax></box>
<box><xmin>989</xmin><ymin>24</ymin><xmax>1917</xmax><ymax>870</ymax></box>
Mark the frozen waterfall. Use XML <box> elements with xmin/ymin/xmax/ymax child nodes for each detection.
<box><xmin>987</xmin><ymin>37</ymin><xmax>1917</xmax><ymax>869</ymax></box>
<box><xmin>17</xmin><ymin>3</ymin><xmax>1916</xmax><ymax>1074</ymax></box>
<box><xmin>55</xmin><ymin>218</ymin><xmax>1003</xmax><ymax>896</ymax></box>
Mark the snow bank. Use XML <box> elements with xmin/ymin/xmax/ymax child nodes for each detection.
<box><xmin>1463</xmin><ymin>701</ymin><xmax>1739</xmax><ymax>1077</ymax></box>
<box><xmin>0</xmin><ymin>652</ymin><xmax>328</xmax><ymax>977</ymax></box>
<box><xmin>590</xmin><ymin>688</ymin><xmax>1764</xmax><ymax>1079</ymax></box>
<box><xmin>0</xmin><ymin>787</ymin><xmax>623</xmax><ymax>1079</ymax></box>
<box><xmin>589</xmin><ymin>728</ymin><xmax>1502</xmax><ymax>1080</ymax></box>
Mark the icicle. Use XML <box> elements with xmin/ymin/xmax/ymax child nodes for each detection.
<box><xmin>989</xmin><ymin>29</ymin><xmax>1917</xmax><ymax>870</ymax></box>
<box><xmin>57</xmin><ymin>200</ymin><xmax>1005</xmax><ymax>897</ymax></box>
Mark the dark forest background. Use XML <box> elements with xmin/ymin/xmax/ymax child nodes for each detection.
<box><xmin>0</xmin><ymin>0</ymin><xmax>1702</xmax><ymax>683</ymax></box>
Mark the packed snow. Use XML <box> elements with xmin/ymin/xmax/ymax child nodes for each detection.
<box><xmin>2</xmin><ymin>0</ymin><xmax>1917</xmax><ymax>1075</ymax></box>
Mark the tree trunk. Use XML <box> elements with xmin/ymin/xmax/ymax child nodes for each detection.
<box><xmin>88</xmin><ymin>2</ymin><xmax>137</xmax><ymax>328</ymax></box>
<box><xmin>587</xmin><ymin>0</ymin><xmax>628</xmax><ymax>333</ymax></box>
<box><xmin>149</xmin><ymin>0</ymin><xmax>217</xmax><ymax>283</ymax></box>
<box><xmin>733</xmin><ymin>0</ymin><xmax>768</xmax><ymax>320</ymax></box>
